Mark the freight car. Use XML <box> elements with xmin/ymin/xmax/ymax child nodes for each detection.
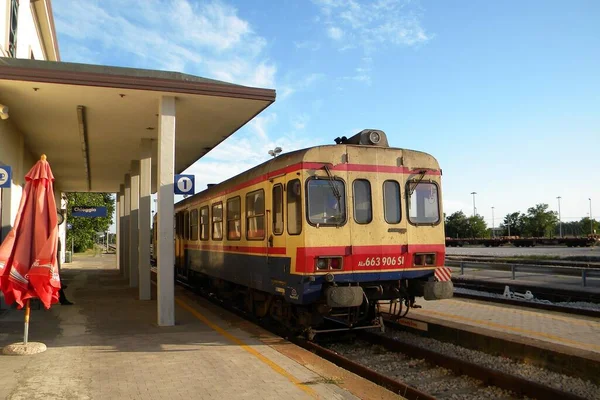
<box><xmin>155</xmin><ymin>129</ymin><xmax>453</xmax><ymax>338</ymax></box>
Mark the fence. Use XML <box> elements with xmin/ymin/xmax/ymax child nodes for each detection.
<box><xmin>446</xmin><ymin>260</ymin><xmax>600</xmax><ymax>287</ymax></box>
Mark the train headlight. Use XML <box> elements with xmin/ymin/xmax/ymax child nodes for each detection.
<box><xmin>425</xmin><ymin>254</ymin><xmax>436</xmax><ymax>265</ymax></box>
<box><xmin>413</xmin><ymin>254</ymin><xmax>424</xmax><ymax>266</ymax></box>
<box><xmin>316</xmin><ymin>259</ymin><xmax>328</xmax><ymax>270</ymax></box>
<box><xmin>325</xmin><ymin>273</ymin><xmax>335</xmax><ymax>283</ymax></box>
<box><xmin>413</xmin><ymin>253</ymin><xmax>436</xmax><ymax>266</ymax></box>
<box><xmin>368</xmin><ymin>131</ymin><xmax>381</xmax><ymax>144</ymax></box>
<box><xmin>315</xmin><ymin>257</ymin><xmax>343</xmax><ymax>271</ymax></box>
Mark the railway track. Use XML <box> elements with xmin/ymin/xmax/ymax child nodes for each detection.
<box><xmin>321</xmin><ymin>329</ymin><xmax>591</xmax><ymax>400</ymax></box>
<box><xmin>150</xmin><ymin>269</ymin><xmax>596</xmax><ymax>399</ymax></box>
<box><xmin>451</xmin><ymin>278</ymin><xmax>600</xmax><ymax>318</ymax></box>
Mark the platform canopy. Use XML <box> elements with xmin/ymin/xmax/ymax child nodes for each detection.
<box><xmin>0</xmin><ymin>57</ymin><xmax>276</xmax><ymax>192</ymax></box>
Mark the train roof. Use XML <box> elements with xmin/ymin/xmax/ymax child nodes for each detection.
<box><xmin>176</xmin><ymin>140</ymin><xmax>440</xmax><ymax>210</ymax></box>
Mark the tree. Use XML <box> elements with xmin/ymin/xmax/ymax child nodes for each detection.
<box><xmin>580</xmin><ymin>217</ymin><xmax>600</xmax><ymax>235</ymax></box>
<box><xmin>66</xmin><ymin>193</ymin><xmax>115</xmax><ymax>252</ymax></box>
<box><xmin>500</xmin><ymin>212</ymin><xmax>525</xmax><ymax>237</ymax></box>
<box><xmin>467</xmin><ymin>215</ymin><xmax>488</xmax><ymax>238</ymax></box>
<box><xmin>521</xmin><ymin>203</ymin><xmax>558</xmax><ymax>237</ymax></box>
<box><xmin>444</xmin><ymin>211</ymin><xmax>469</xmax><ymax>238</ymax></box>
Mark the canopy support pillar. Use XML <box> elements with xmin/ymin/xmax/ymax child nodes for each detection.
<box><xmin>157</xmin><ymin>95</ymin><xmax>176</xmax><ymax>326</ymax></box>
<box><xmin>129</xmin><ymin>161</ymin><xmax>140</xmax><ymax>288</ymax></box>
<box><xmin>123</xmin><ymin>175</ymin><xmax>131</xmax><ymax>281</ymax></box>
<box><xmin>138</xmin><ymin>139</ymin><xmax>152</xmax><ymax>300</ymax></box>
<box><xmin>118</xmin><ymin>185</ymin><xmax>124</xmax><ymax>275</ymax></box>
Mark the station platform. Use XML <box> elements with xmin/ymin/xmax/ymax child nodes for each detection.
<box><xmin>450</xmin><ymin>265</ymin><xmax>600</xmax><ymax>292</ymax></box>
<box><xmin>0</xmin><ymin>254</ymin><xmax>400</xmax><ymax>400</ymax></box>
<box><xmin>407</xmin><ymin>296</ymin><xmax>600</xmax><ymax>360</ymax></box>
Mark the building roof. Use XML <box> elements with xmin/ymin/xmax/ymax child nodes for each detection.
<box><xmin>0</xmin><ymin>57</ymin><xmax>276</xmax><ymax>192</ymax></box>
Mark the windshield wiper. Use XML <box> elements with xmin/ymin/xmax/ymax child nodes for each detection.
<box><xmin>323</xmin><ymin>165</ymin><xmax>342</xmax><ymax>224</ymax></box>
<box><xmin>408</xmin><ymin>169</ymin><xmax>428</xmax><ymax>196</ymax></box>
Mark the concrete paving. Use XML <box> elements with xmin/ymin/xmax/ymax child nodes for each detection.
<box><xmin>0</xmin><ymin>254</ymin><xmax>400</xmax><ymax>400</ymax></box>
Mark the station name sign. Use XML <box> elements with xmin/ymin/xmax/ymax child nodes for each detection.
<box><xmin>72</xmin><ymin>206</ymin><xmax>107</xmax><ymax>218</ymax></box>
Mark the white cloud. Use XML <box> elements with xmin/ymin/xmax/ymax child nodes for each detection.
<box><xmin>53</xmin><ymin>0</ymin><xmax>275</xmax><ymax>87</ymax></box>
<box><xmin>183</xmin><ymin>112</ymin><xmax>312</xmax><ymax>192</ymax></box>
<box><xmin>278</xmin><ymin>72</ymin><xmax>325</xmax><ymax>100</ymax></box>
<box><xmin>312</xmin><ymin>0</ymin><xmax>432</xmax><ymax>51</ymax></box>
<box><xmin>294</xmin><ymin>40</ymin><xmax>322</xmax><ymax>51</ymax></box>
<box><xmin>328</xmin><ymin>26</ymin><xmax>344</xmax><ymax>40</ymax></box>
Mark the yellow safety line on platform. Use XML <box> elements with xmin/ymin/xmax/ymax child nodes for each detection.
<box><xmin>422</xmin><ymin>309</ymin><xmax>600</xmax><ymax>352</ymax></box>
<box><xmin>175</xmin><ymin>297</ymin><xmax>318</xmax><ymax>398</ymax></box>
<box><xmin>447</xmin><ymin>299</ymin><xmax>600</xmax><ymax>327</ymax></box>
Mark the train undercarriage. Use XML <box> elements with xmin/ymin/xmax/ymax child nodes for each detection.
<box><xmin>181</xmin><ymin>268</ymin><xmax>453</xmax><ymax>340</ymax></box>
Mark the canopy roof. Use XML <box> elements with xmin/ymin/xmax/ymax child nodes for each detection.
<box><xmin>0</xmin><ymin>58</ymin><xmax>276</xmax><ymax>192</ymax></box>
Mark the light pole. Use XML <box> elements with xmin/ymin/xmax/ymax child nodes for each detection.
<box><xmin>491</xmin><ymin>207</ymin><xmax>495</xmax><ymax>238</ymax></box>
<box><xmin>470</xmin><ymin>192</ymin><xmax>477</xmax><ymax>216</ymax></box>
<box><xmin>557</xmin><ymin>196</ymin><xmax>562</xmax><ymax>238</ymax></box>
<box><xmin>590</xmin><ymin>198</ymin><xmax>594</xmax><ymax>234</ymax></box>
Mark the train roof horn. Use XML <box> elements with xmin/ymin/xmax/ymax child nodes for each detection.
<box><xmin>334</xmin><ymin>129</ymin><xmax>389</xmax><ymax>147</ymax></box>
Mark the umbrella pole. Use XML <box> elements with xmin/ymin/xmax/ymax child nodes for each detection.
<box><xmin>24</xmin><ymin>300</ymin><xmax>31</xmax><ymax>346</ymax></box>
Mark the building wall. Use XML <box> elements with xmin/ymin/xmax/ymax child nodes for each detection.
<box><xmin>0</xmin><ymin>0</ymin><xmax>64</xmax><ymax>262</ymax></box>
<box><xmin>0</xmin><ymin>0</ymin><xmax>48</xmax><ymax>59</ymax></box>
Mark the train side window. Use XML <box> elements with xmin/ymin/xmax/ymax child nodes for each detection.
<box><xmin>353</xmin><ymin>179</ymin><xmax>372</xmax><ymax>224</ymax></box>
<box><xmin>200</xmin><ymin>206</ymin><xmax>209</xmax><ymax>241</ymax></box>
<box><xmin>287</xmin><ymin>179</ymin><xmax>302</xmax><ymax>235</ymax></box>
<box><xmin>174</xmin><ymin>212</ymin><xmax>180</xmax><ymax>237</ymax></box>
<box><xmin>383</xmin><ymin>180</ymin><xmax>401</xmax><ymax>224</ymax></box>
<box><xmin>212</xmin><ymin>202</ymin><xmax>223</xmax><ymax>240</ymax></box>
<box><xmin>246</xmin><ymin>189</ymin><xmax>265</xmax><ymax>240</ymax></box>
<box><xmin>190</xmin><ymin>209</ymin><xmax>199</xmax><ymax>241</ymax></box>
<box><xmin>272</xmin><ymin>184</ymin><xmax>284</xmax><ymax>235</ymax></box>
<box><xmin>184</xmin><ymin>211</ymin><xmax>190</xmax><ymax>240</ymax></box>
<box><xmin>227</xmin><ymin>196</ymin><xmax>241</xmax><ymax>240</ymax></box>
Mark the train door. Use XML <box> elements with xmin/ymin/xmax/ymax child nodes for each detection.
<box><xmin>267</xmin><ymin>177</ymin><xmax>286</xmax><ymax>267</ymax></box>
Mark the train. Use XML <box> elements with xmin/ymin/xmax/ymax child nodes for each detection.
<box><xmin>153</xmin><ymin>129</ymin><xmax>453</xmax><ymax>338</ymax></box>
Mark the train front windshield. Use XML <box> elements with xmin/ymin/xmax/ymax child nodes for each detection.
<box><xmin>408</xmin><ymin>182</ymin><xmax>440</xmax><ymax>224</ymax></box>
<box><xmin>307</xmin><ymin>179</ymin><xmax>346</xmax><ymax>225</ymax></box>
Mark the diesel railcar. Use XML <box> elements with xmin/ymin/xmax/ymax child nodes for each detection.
<box><xmin>155</xmin><ymin>129</ymin><xmax>453</xmax><ymax>337</ymax></box>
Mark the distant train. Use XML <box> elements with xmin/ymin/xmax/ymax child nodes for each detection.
<box><xmin>446</xmin><ymin>236</ymin><xmax>599</xmax><ymax>248</ymax></box>
<box><xmin>153</xmin><ymin>129</ymin><xmax>453</xmax><ymax>338</ymax></box>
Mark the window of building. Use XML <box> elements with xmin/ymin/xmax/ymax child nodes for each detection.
<box><xmin>272</xmin><ymin>184</ymin><xmax>284</xmax><ymax>235</ymax></box>
<box><xmin>353</xmin><ymin>179</ymin><xmax>372</xmax><ymax>224</ymax></box>
<box><xmin>408</xmin><ymin>182</ymin><xmax>440</xmax><ymax>224</ymax></box>
<box><xmin>246</xmin><ymin>190</ymin><xmax>265</xmax><ymax>240</ymax></box>
<box><xmin>190</xmin><ymin>209</ymin><xmax>199</xmax><ymax>241</ymax></box>
<box><xmin>307</xmin><ymin>179</ymin><xmax>346</xmax><ymax>226</ymax></box>
<box><xmin>287</xmin><ymin>179</ymin><xmax>302</xmax><ymax>235</ymax></box>
<box><xmin>227</xmin><ymin>197</ymin><xmax>241</xmax><ymax>240</ymax></box>
<box><xmin>383</xmin><ymin>180</ymin><xmax>401</xmax><ymax>224</ymax></box>
<box><xmin>200</xmin><ymin>206</ymin><xmax>209</xmax><ymax>240</ymax></box>
<box><xmin>212</xmin><ymin>202</ymin><xmax>223</xmax><ymax>240</ymax></box>
<box><xmin>8</xmin><ymin>0</ymin><xmax>19</xmax><ymax>58</ymax></box>
<box><xmin>184</xmin><ymin>211</ymin><xmax>190</xmax><ymax>240</ymax></box>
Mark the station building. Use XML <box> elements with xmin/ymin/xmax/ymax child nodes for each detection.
<box><xmin>0</xmin><ymin>0</ymin><xmax>276</xmax><ymax>325</ymax></box>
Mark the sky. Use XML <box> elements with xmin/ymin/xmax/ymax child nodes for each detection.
<box><xmin>52</xmin><ymin>0</ymin><xmax>600</xmax><ymax>231</ymax></box>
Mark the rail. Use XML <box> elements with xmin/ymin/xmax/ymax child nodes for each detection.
<box><xmin>446</xmin><ymin>260</ymin><xmax>600</xmax><ymax>287</ymax></box>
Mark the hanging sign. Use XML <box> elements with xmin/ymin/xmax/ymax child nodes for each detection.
<box><xmin>72</xmin><ymin>206</ymin><xmax>107</xmax><ymax>217</ymax></box>
<box><xmin>174</xmin><ymin>174</ymin><xmax>195</xmax><ymax>195</ymax></box>
<box><xmin>0</xmin><ymin>165</ymin><xmax>11</xmax><ymax>188</ymax></box>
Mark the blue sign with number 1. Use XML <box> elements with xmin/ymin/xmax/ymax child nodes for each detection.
<box><xmin>0</xmin><ymin>165</ymin><xmax>11</xmax><ymax>188</ymax></box>
<box><xmin>174</xmin><ymin>174</ymin><xmax>195</xmax><ymax>195</ymax></box>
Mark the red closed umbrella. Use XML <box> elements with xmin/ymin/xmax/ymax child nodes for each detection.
<box><xmin>0</xmin><ymin>154</ymin><xmax>61</xmax><ymax>346</ymax></box>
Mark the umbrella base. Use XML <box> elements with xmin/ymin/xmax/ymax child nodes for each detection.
<box><xmin>2</xmin><ymin>342</ymin><xmax>47</xmax><ymax>355</ymax></box>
